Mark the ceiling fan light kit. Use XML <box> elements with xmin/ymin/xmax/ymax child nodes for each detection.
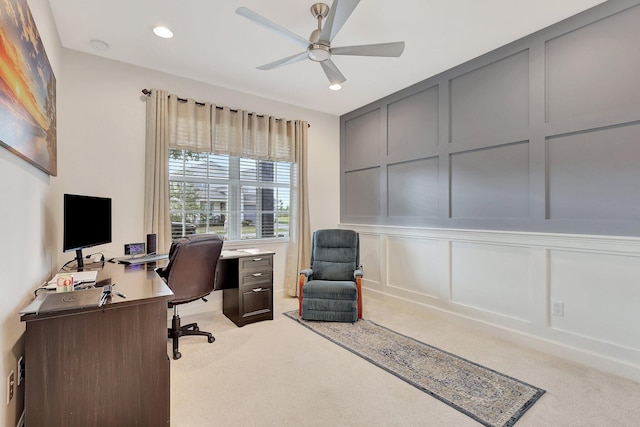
<box><xmin>236</xmin><ymin>0</ymin><xmax>405</xmax><ymax>90</ymax></box>
<box><xmin>308</xmin><ymin>44</ymin><xmax>331</xmax><ymax>62</ymax></box>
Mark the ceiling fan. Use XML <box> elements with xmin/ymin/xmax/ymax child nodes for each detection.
<box><xmin>236</xmin><ymin>0</ymin><xmax>405</xmax><ymax>90</ymax></box>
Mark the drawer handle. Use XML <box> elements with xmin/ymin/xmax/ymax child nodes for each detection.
<box><xmin>252</xmin><ymin>288</ymin><xmax>263</xmax><ymax>292</ymax></box>
<box><xmin>252</xmin><ymin>273</ymin><xmax>263</xmax><ymax>277</ymax></box>
<box><xmin>252</xmin><ymin>258</ymin><xmax>262</xmax><ymax>261</ymax></box>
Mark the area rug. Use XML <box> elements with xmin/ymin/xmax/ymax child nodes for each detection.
<box><xmin>284</xmin><ymin>311</ymin><xmax>545</xmax><ymax>427</ymax></box>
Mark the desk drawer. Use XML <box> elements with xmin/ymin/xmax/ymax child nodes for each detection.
<box><xmin>240</xmin><ymin>271</ymin><xmax>272</xmax><ymax>287</ymax></box>
<box><xmin>241</xmin><ymin>285</ymin><xmax>273</xmax><ymax>318</ymax></box>
<box><xmin>239</xmin><ymin>255</ymin><xmax>272</xmax><ymax>272</ymax></box>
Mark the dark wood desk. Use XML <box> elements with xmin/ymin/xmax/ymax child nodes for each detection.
<box><xmin>21</xmin><ymin>261</ymin><xmax>173</xmax><ymax>427</ymax></box>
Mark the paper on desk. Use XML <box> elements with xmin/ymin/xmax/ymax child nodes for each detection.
<box><xmin>45</xmin><ymin>271</ymin><xmax>98</xmax><ymax>289</ymax></box>
<box><xmin>221</xmin><ymin>248</ymin><xmax>264</xmax><ymax>258</ymax></box>
<box><xmin>240</xmin><ymin>248</ymin><xmax>262</xmax><ymax>254</ymax></box>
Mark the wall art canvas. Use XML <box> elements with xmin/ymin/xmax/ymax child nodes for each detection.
<box><xmin>0</xmin><ymin>0</ymin><xmax>57</xmax><ymax>175</ymax></box>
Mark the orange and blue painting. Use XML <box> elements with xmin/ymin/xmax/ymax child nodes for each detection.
<box><xmin>0</xmin><ymin>0</ymin><xmax>56</xmax><ymax>175</ymax></box>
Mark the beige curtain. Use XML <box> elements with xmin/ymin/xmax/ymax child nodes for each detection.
<box><xmin>144</xmin><ymin>89</ymin><xmax>311</xmax><ymax>288</ymax></box>
<box><xmin>284</xmin><ymin>121</ymin><xmax>311</xmax><ymax>296</ymax></box>
<box><xmin>144</xmin><ymin>89</ymin><xmax>172</xmax><ymax>252</ymax></box>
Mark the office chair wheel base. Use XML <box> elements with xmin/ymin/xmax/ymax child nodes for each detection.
<box><xmin>173</xmin><ymin>351</ymin><xmax>182</xmax><ymax>360</ymax></box>
<box><xmin>208</xmin><ymin>336</ymin><xmax>215</xmax><ymax>343</ymax></box>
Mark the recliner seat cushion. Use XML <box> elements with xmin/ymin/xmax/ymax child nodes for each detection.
<box><xmin>302</xmin><ymin>280</ymin><xmax>357</xmax><ymax>300</ymax></box>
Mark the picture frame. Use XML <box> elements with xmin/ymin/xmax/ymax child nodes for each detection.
<box><xmin>0</xmin><ymin>0</ymin><xmax>57</xmax><ymax>176</ymax></box>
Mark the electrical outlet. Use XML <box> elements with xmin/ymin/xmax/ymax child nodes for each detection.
<box><xmin>17</xmin><ymin>356</ymin><xmax>24</xmax><ymax>386</ymax></box>
<box><xmin>6</xmin><ymin>370</ymin><xmax>14</xmax><ymax>405</ymax></box>
<box><xmin>551</xmin><ymin>301</ymin><xmax>564</xmax><ymax>317</ymax></box>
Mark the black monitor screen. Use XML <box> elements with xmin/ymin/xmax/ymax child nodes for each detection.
<box><xmin>63</xmin><ymin>194</ymin><xmax>112</xmax><ymax>253</ymax></box>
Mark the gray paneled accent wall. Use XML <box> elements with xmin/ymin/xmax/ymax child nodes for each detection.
<box><xmin>388</xmin><ymin>157</ymin><xmax>439</xmax><ymax>218</ymax></box>
<box><xmin>450</xmin><ymin>142</ymin><xmax>530</xmax><ymax>219</ymax></box>
<box><xmin>449</xmin><ymin>50</ymin><xmax>529</xmax><ymax>145</ymax></box>
<box><xmin>340</xmin><ymin>0</ymin><xmax>640</xmax><ymax>236</ymax></box>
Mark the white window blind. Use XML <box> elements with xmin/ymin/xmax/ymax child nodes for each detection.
<box><xmin>169</xmin><ymin>149</ymin><xmax>291</xmax><ymax>241</ymax></box>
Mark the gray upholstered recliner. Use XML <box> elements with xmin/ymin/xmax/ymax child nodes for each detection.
<box><xmin>298</xmin><ymin>229</ymin><xmax>363</xmax><ymax>322</ymax></box>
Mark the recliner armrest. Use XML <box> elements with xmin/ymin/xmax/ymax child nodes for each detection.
<box><xmin>298</xmin><ymin>270</ymin><xmax>313</xmax><ymax>316</ymax></box>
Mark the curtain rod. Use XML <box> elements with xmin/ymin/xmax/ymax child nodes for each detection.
<box><xmin>141</xmin><ymin>89</ymin><xmax>310</xmax><ymax>128</ymax></box>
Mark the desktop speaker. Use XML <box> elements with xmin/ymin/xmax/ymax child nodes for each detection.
<box><xmin>147</xmin><ymin>233</ymin><xmax>157</xmax><ymax>254</ymax></box>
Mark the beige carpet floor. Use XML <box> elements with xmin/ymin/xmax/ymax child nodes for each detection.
<box><xmin>170</xmin><ymin>294</ymin><xmax>640</xmax><ymax>426</ymax></box>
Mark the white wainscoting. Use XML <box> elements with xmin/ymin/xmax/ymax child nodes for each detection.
<box><xmin>345</xmin><ymin>224</ymin><xmax>640</xmax><ymax>382</ymax></box>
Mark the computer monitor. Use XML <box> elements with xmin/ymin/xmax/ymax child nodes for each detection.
<box><xmin>63</xmin><ymin>193</ymin><xmax>112</xmax><ymax>270</ymax></box>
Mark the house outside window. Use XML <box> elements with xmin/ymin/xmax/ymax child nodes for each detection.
<box><xmin>169</xmin><ymin>149</ymin><xmax>291</xmax><ymax>241</ymax></box>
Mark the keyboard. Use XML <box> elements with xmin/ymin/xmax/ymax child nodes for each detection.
<box><xmin>118</xmin><ymin>254</ymin><xmax>168</xmax><ymax>265</ymax></box>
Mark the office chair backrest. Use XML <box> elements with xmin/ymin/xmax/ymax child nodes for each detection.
<box><xmin>159</xmin><ymin>234</ymin><xmax>224</xmax><ymax>304</ymax></box>
<box><xmin>310</xmin><ymin>229</ymin><xmax>359</xmax><ymax>281</ymax></box>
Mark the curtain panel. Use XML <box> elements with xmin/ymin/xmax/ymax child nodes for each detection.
<box><xmin>284</xmin><ymin>121</ymin><xmax>311</xmax><ymax>297</ymax></box>
<box><xmin>144</xmin><ymin>89</ymin><xmax>172</xmax><ymax>252</ymax></box>
<box><xmin>144</xmin><ymin>88</ymin><xmax>311</xmax><ymax>293</ymax></box>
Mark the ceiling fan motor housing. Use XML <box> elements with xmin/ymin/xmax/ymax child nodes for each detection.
<box><xmin>308</xmin><ymin>2</ymin><xmax>331</xmax><ymax>61</ymax></box>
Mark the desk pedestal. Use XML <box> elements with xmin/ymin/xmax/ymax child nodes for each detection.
<box><xmin>219</xmin><ymin>252</ymin><xmax>274</xmax><ymax>327</ymax></box>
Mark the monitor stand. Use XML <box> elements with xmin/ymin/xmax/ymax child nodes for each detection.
<box><xmin>67</xmin><ymin>249</ymin><xmax>104</xmax><ymax>272</ymax></box>
<box><xmin>75</xmin><ymin>249</ymin><xmax>85</xmax><ymax>270</ymax></box>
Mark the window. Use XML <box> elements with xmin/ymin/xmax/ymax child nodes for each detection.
<box><xmin>169</xmin><ymin>149</ymin><xmax>291</xmax><ymax>241</ymax></box>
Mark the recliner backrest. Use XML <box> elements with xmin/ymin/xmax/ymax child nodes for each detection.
<box><xmin>310</xmin><ymin>229</ymin><xmax>359</xmax><ymax>281</ymax></box>
<box><xmin>158</xmin><ymin>234</ymin><xmax>224</xmax><ymax>304</ymax></box>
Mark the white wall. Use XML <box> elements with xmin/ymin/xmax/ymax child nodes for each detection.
<box><xmin>352</xmin><ymin>224</ymin><xmax>640</xmax><ymax>382</ymax></box>
<box><xmin>0</xmin><ymin>1</ymin><xmax>62</xmax><ymax>424</ymax></box>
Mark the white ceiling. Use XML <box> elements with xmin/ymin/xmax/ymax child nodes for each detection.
<box><xmin>47</xmin><ymin>0</ymin><xmax>605</xmax><ymax>116</ymax></box>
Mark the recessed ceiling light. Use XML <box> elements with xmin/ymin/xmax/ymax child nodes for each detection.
<box><xmin>89</xmin><ymin>39</ymin><xmax>109</xmax><ymax>51</ymax></box>
<box><xmin>329</xmin><ymin>83</ymin><xmax>342</xmax><ymax>91</ymax></box>
<box><xmin>153</xmin><ymin>26</ymin><xmax>174</xmax><ymax>39</ymax></box>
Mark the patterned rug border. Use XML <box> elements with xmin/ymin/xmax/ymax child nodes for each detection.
<box><xmin>284</xmin><ymin>310</ymin><xmax>545</xmax><ymax>427</ymax></box>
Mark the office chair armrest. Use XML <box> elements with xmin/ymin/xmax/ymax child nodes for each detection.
<box><xmin>300</xmin><ymin>268</ymin><xmax>313</xmax><ymax>278</ymax></box>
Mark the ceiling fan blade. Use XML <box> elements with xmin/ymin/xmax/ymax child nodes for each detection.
<box><xmin>236</xmin><ymin>7</ymin><xmax>310</xmax><ymax>48</ymax></box>
<box><xmin>320</xmin><ymin>59</ymin><xmax>347</xmax><ymax>86</ymax></box>
<box><xmin>319</xmin><ymin>0</ymin><xmax>360</xmax><ymax>44</ymax></box>
<box><xmin>257</xmin><ymin>51</ymin><xmax>308</xmax><ymax>70</ymax></box>
<box><xmin>331</xmin><ymin>41</ymin><xmax>405</xmax><ymax>57</ymax></box>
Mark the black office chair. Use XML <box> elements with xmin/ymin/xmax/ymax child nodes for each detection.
<box><xmin>156</xmin><ymin>234</ymin><xmax>224</xmax><ymax>359</ymax></box>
